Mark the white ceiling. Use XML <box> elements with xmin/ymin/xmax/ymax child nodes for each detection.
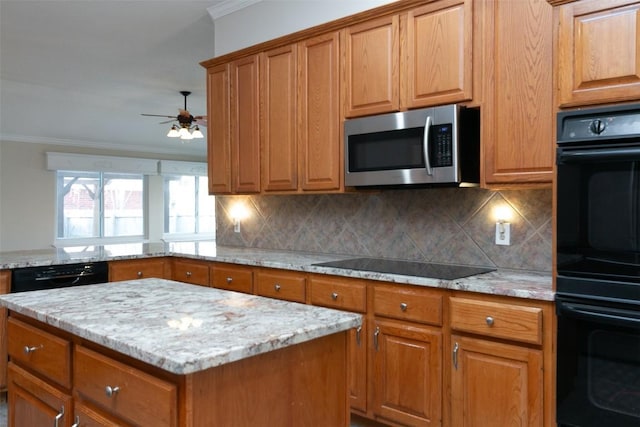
<box><xmin>0</xmin><ymin>0</ymin><xmax>237</xmax><ymax>158</ymax></box>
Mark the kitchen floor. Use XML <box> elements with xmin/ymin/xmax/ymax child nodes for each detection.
<box><xmin>0</xmin><ymin>395</ymin><xmax>385</xmax><ymax>427</ymax></box>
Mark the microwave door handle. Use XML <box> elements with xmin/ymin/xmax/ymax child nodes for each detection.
<box><xmin>423</xmin><ymin>115</ymin><xmax>433</xmax><ymax>175</ymax></box>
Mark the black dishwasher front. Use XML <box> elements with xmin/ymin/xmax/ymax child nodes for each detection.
<box><xmin>11</xmin><ymin>261</ymin><xmax>109</xmax><ymax>293</ymax></box>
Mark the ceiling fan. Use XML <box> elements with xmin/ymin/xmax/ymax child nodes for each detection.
<box><xmin>142</xmin><ymin>91</ymin><xmax>206</xmax><ymax>140</ymax></box>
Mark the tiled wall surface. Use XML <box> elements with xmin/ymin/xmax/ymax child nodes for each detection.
<box><xmin>216</xmin><ymin>188</ymin><xmax>552</xmax><ymax>272</ymax></box>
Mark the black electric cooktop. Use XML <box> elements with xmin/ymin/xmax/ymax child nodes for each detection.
<box><xmin>313</xmin><ymin>258</ymin><xmax>495</xmax><ymax>280</ymax></box>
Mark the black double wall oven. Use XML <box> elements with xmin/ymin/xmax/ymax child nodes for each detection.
<box><xmin>555</xmin><ymin>104</ymin><xmax>640</xmax><ymax>427</ymax></box>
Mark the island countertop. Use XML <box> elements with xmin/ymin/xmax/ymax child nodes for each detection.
<box><xmin>0</xmin><ymin>278</ymin><xmax>362</xmax><ymax>375</ymax></box>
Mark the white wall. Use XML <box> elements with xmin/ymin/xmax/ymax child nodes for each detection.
<box><xmin>0</xmin><ymin>140</ymin><xmax>203</xmax><ymax>251</ymax></box>
<box><xmin>214</xmin><ymin>0</ymin><xmax>397</xmax><ymax>55</ymax></box>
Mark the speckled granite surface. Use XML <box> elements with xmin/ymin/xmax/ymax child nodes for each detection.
<box><xmin>0</xmin><ymin>279</ymin><xmax>362</xmax><ymax>375</ymax></box>
<box><xmin>0</xmin><ymin>242</ymin><xmax>553</xmax><ymax>300</ymax></box>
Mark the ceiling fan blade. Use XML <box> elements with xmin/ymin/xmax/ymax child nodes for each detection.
<box><xmin>158</xmin><ymin>119</ymin><xmax>176</xmax><ymax>124</ymax></box>
<box><xmin>141</xmin><ymin>113</ymin><xmax>175</xmax><ymax>118</ymax></box>
<box><xmin>194</xmin><ymin>117</ymin><xmax>207</xmax><ymax>127</ymax></box>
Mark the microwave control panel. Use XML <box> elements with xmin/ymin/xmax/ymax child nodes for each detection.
<box><xmin>430</xmin><ymin>123</ymin><xmax>453</xmax><ymax>167</ymax></box>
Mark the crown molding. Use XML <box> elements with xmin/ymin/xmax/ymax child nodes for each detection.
<box><xmin>207</xmin><ymin>0</ymin><xmax>263</xmax><ymax>20</ymax></box>
<box><xmin>0</xmin><ymin>134</ymin><xmax>206</xmax><ymax>159</ymax></box>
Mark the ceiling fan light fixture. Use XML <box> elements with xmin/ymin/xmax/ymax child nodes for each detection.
<box><xmin>192</xmin><ymin>125</ymin><xmax>204</xmax><ymax>139</ymax></box>
<box><xmin>179</xmin><ymin>127</ymin><xmax>193</xmax><ymax>140</ymax></box>
<box><xmin>167</xmin><ymin>125</ymin><xmax>180</xmax><ymax>138</ymax></box>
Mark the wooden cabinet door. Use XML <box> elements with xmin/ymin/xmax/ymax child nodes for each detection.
<box><xmin>557</xmin><ymin>0</ymin><xmax>640</xmax><ymax>107</ymax></box>
<box><xmin>481</xmin><ymin>0</ymin><xmax>554</xmax><ymax>185</ymax></box>
<box><xmin>108</xmin><ymin>258</ymin><xmax>168</xmax><ymax>282</ymax></box>
<box><xmin>343</xmin><ymin>15</ymin><xmax>400</xmax><ymax>117</ymax></box>
<box><xmin>8</xmin><ymin>363</ymin><xmax>71</xmax><ymax>427</ymax></box>
<box><xmin>207</xmin><ymin>63</ymin><xmax>232</xmax><ymax>194</ymax></box>
<box><xmin>450</xmin><ymin>335</ymin><xmax>543</xmax><ymax>427</ymax></box>
<box><xmin>230</xmin><ymin>55</ymin><xmax>261</xmax><ymax>193</ymax></box>
<box><xmin>404</xmin><ymin>0</ymin><xmax>473</xmax><ymax>108</ymax></box>
<box><xmin>372</xmin><ymin>318</ymin><xmax>442</xmax><ymax>427</ymax></box>
<box><xmin>261</xmin><ymin>45</ymin><xmax>298</xmax><ymax>192</ymax></box>
<box><xmin>172</xmin><ymin>258</ymin><xmax>210</xmax><ymax>286</ymax></box>
<box><xmin>298</xmin><ymin>31</ymin><xmax>342</xmax><ymax>191</ymax></box>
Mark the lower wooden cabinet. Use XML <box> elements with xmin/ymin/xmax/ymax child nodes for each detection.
<box><xmin>8</xmin><ymin>362</ymin><xmax>71</xmax><ymax>427</ymax></box>
<box><xmin>0</xmin><ymin>270</ymin><xmax>11</xmax><ymax>391</ymax></box>
<box><xmin>108</xmin><ymin>258</ymin><xmax>169</xmax><ymax>282</ymax></box>
<box><xmin>171</xmin><ymin>258</ymin><xmax>210</xmax><ymax>287</ymax></box>
<box><xmin>210</xmin><ymin>263</ymin><xmax>254</xmax><ymax>293</ymax></box>
<box><xmin>372</xmin><ymin>318</ymin><xmax>442</xmax><ymax>427</ymax></box>
<box><xmin>255</xmin><ymin>268</ymin><xmax>306</xmax><ymax>303</ymax></box>
<box><xmin>450</xmin><ymin>335</ymin><xmax>543</xmax><ymax>427</ymax></box>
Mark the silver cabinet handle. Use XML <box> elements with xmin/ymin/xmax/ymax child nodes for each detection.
<box><xmin>400</xmin><ymin>302</ymin><xmax>408</xmax><ymax>312</ymax></box>
<box><xmin>274</xmin><ymin>284</ymin><xmax>281</xmax><ymax>291</ymax></box>
<box><xmin>105</xmin><ymin>385</ymin><xmax>120</xmax><ymax>397</ymax></box>
<box><xmin>331</xmin><ymin>292</ymin><xmax>339</xmax><ymax>301</ymax></box>
<box><xmin>186</xmin><ymin>271</ymin><xmax>192</xmax><ymax>277</ymax></box>
<box><xmin>374</xmin><ymin>326</ymin><xmax>380</xmax><ymax>351</ymax></box>
<box><xmin>355</xmin><ymin>326</ymin><xmax>362</xmax><ymax>347</ymax></box>
<box><xmin>54</xmin><ymin>406</ymin><xmax>64</xmax><ymax>427</ymax></box>
<box><xmin>137</xmin><ymin>271</ymin><xmax>143</xmax><ymax>277</ymax></box>
<box><xmin>226</xmin><ymin>277</ymin><xmax>233</xmax><ymax>283</ymax></box>
<box><xmin>453</xmin><ymin>342</ymin><xmax>459</xmax><ymax>370</ymax></box>
<box><xmin>486</xmin><ymin>316</ymin><xmax>494</xmax><ymax>326</ymax></box>
<box><xmin>24</xmin><ymin>345</ymin><xmax>42</xmax><ymax>354</ymax></box>
<box><xmin>71</xmin><ymin>416</ymin><xmax>80</xmax><ymax>427</ymax></box>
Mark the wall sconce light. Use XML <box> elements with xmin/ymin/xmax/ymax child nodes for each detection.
<box><xmin>493</xmin><ymin>205</ymin><xmax>512</xmax><ymax>246</ymax></box>
<box><xmin>229</xmin><ymin>203</ymin><xmax>249</xmax><ymax>233</ymax></box>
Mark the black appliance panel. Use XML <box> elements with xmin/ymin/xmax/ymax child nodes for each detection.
<box><xmin>11</xmin><ymin>261</ymin><xmax>109</xmax><ymax>293</ymax></box>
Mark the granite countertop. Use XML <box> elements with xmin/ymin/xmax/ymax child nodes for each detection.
<box><xmin>0</xmin><ymin>242</ymin><xmax>554</xmax><ymax>301</ymax></box>
<box><xmin>0</xmin><ymin>278</ymin><xmax>362</xmax><ymax>375</ymax></box>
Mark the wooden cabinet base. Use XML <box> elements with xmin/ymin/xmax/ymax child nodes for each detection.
<box><xmin>184</xmin><ymin>331</ymin><xmax>349</xmax><ymax>426</ymax></box>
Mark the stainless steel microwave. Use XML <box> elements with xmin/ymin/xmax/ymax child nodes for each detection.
<box><xmin>344</xmin><ymin>105</ymin><xmax>480</xmax><ymax>187</ymax></box>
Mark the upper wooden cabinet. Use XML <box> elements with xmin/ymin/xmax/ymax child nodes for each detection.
<box><xmin>480</xmin><ymin>0</ymin><xmax>554</xmax><ymax>185</ymax></box>
<box><xmin>555</xmin><ymin>0</ymin><xmax>640</xmax><ymax>107</ymax></box>
<box><xmin>206</xmin><ymin>64</ymin><xmax>232</xmax><ymax>194</ymax></box>
<box><xmin>298</xmin><ymin>32</ymin><xmax>342</xmax><ymax>191</ymax></box>
<box><xmin>404</xmin><ymin>0</ymin><xmax>474</xmax><ymax>109</ymax></box>
<box><xmin>261</xmin><ymin>35</ymin><xmax>343</xmax><ymax>193</ymax></box>
<box><xmin>343</xmin><ymin>0</ymin><xmax>474</xmax><ymax>117</ymax></box>
<box><xmin>230</xmin><ymin>55</ymin><xmax>261</xmax><ymax>193</ymax></box>
<box><xmin>261</xmin><ymin>44</ymin><xmax>298</xmax><ymax>192</ymax></box>
<box><xmin>343</xmin><ymin>15</ymin><xmax>400</xmax><ymax>117</ymax></box>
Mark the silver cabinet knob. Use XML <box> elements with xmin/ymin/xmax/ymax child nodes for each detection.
<box><xmin>226</xmin><ymin>277</ymin><xmax>233</xmax><ymax>283</ymax></box>
<box><xmin>186</xmin><ymin>271</ymin><xmax>192</xmax><ymax>277</ymax></box>
<box><xmin>400</xmin><ymin>302</ymin><xmax>408</xmax><ymax>312</ymax></box>
<box><xmin>24</xmin><ymin>345</ymin><xmax>41</xmax><ymax>354</ymax></box>
<box><xmin>137</xmin><ymin>271</ymin><xmax>143</xmax><ymax>277</ymax></box>
<box><xmin>274</xmin><ymin>284</ymin><xmax>281</xmax><ymax>291</ymax></box>
<box><xmin>105</xmin><ymin>385</ymin><xmax>120</xmax><ymax>397</ymax></box>
<box><xmin>486</xmin><ymin>316</ymin><xmax>494</xmax><ymax>326</ymax></box>
<box><xmin>331</xmin><ymin>292</ymin><xmax>339</xmax><ymax>301</ymax></box>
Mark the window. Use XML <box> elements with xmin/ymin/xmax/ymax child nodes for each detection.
<box><xmin>56</xmin><ymin>171</ymin><xmax>145</xmax><ymax>241</ymax></box>
<box><xmin>163</xmin><ymin>175</ymin><xmax>215</xmax><ymax>239</ymax></box>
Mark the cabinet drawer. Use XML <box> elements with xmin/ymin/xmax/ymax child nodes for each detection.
<box><xmin>7</xmin><ymin>317</ymin><xmax>71</xmax><ymax>388</ymax></box>
<box><xmin>172</xmin><ymin>259</ymin><xmax>210</xmax><ymax>286</ymax></box>
<box><xmin>108</xmin><ymin>258</ymin><xmax>167</xmax><ymax>281</ymax></box>
<box><xmin>373</xmin><ymin>284</ymin><xmax>443</xmax><ymax>326</ymax></box>
<box><xmin>211</xmin><ymin>263</ymin><xmax>253</xmax><ymax>293</ymax></box>
<box><xmin>256</xmin><ymin>270</ymin><xmax>306</xmax><ymax>303</ymax></box>
<box><xmin>74</xmin><ymin>345</ymin><xmax>177</xmax><ymax>427</ymax></box>
<box><xmin>449</xmin><ymin>297</ymin><xmax>543</xmax><ymax>345</ymax></box>
<box><xmin>309</xmin><ymin>276</ymin><xmax>366</xmax><ymax>312</ymax></box>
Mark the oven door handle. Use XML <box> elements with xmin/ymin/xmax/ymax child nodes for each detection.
<box><xmin>558</xmin><ymin>301</ymin><xmax>640</xmax><ymax>329</ymax></box>
<box><xmin>558</xmin><ymin>146</ymin><xmax>640</xmax><ymax>163</ymax></box>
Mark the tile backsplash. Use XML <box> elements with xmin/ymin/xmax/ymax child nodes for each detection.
<box><xmin>216</xmin><ymin>188</ymin><xmax>552</xmax><ymax>272</ymax></box>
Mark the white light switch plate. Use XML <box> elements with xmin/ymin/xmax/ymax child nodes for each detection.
<box><xmin>495</xmin><ymin>222</ymin><xmax>511</xmax><ymax>245</ymax></box>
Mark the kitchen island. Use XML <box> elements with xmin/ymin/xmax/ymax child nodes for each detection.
<box><xmin>0</xmin><ymin>279</ymin><xmax>362</xmax><ymax>426</ymax></box>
